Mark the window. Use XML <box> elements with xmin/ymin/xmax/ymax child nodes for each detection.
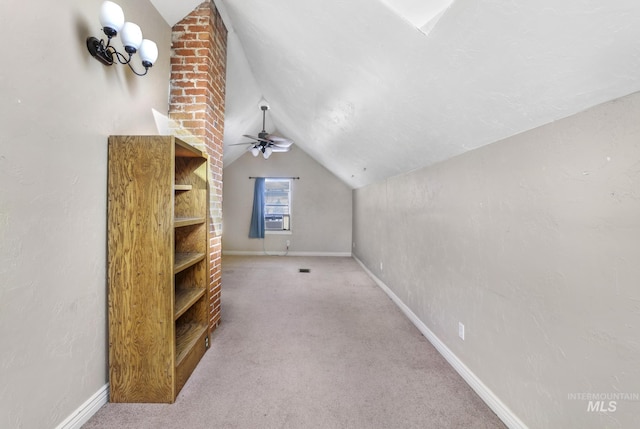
<box><xmin>264</xmin><ymin>178</ymin><xmax>291</xmax><ymax>232</ymax></box>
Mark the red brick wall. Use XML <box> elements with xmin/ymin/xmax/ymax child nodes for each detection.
<box><xmin>170</xmin><ymin>1</ymin><xmax>226</xmax><ymax>332</ymax></box>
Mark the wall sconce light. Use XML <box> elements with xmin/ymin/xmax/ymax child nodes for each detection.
<box><xmin>86</xmin><ymin>1</ymin><xmax>158</xmax><ymax>76</ymax></box>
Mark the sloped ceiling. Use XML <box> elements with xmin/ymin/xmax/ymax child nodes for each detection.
<box><xmin>149</xmin><ymin>0</ymin><xmax>202</xmax><ymax>27</ymax></box>
<box><xmin>152</xmin><ymin>0</ymin><xmax>640</xmax><ymax>189</ymax></box>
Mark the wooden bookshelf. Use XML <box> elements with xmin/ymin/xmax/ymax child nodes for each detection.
<box><xmin>107</xmin><ymin>135</ymin><xmax>210</xmax><ymax>403</ymax></box>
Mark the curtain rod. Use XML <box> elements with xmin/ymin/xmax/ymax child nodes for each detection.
<box><xmin>249</xmin><ymin>176</ymin><xmax>300</xmax><ymax>180</ymax></box>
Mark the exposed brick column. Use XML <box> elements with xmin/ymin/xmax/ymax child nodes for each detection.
<box><xmin>170</xmin><ymin>1</ymin><xmax>226</xmax><ymax>332</ymax></box>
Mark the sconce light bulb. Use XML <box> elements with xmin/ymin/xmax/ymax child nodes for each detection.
<box><xmin>100</xmin><ymin>1</ymin><xmax>125</xmax><ymax>35</ymax></box>
<box><xmin>139</xmin><ymin>39</ymin><xmax>158</xmax><ymax>67</ymax></box>
<box><xmin>121</xmin><ymin>22</ymin><xmax>143</xmax><ymax>53</ymax></box>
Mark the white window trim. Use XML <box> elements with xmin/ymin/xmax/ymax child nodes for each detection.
<box><xmin>266</xmin><ymin>230</ymin><xmax>293</xmax><ymax>235</ymax></box>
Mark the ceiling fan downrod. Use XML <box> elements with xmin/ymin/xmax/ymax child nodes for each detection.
<box><xmin>259</xmin><ymin>105</ymin><xmax>269</xmax><ymax>139</ymax></box>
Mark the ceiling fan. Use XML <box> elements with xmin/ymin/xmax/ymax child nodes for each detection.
<box><xmin>232</xmin><ymin>104</ymin><xmax>293</xmax><ymax>159</ymax></box>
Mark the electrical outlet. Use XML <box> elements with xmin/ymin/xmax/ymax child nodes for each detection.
<box><xmin>380</xmin><ymin>262</ymin><xmax>383</xmax><ymax>271</ymax></box>
<box><xmin>458</xmin><ymin>322</ymin><xmax>465</xmax><ymax>340</ymax></box>
<box><xmin>286</xmin><ymin>240</ymin><xmax>290</xmax><ymax>248</ymax></box>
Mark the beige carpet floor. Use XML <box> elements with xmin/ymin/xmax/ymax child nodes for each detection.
<box><xmin>83</xmin><ymin>256</ymin><xmax>506</xmax><ymax>428</ymax></box>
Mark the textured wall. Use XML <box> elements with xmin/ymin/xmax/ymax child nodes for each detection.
<box><xmin>222</xmin><ymin>146</ymin><xmax>352</xmax><ymax>255</ymax></box>
<box><xmin>170</xmin><ymin>1</ymin><xmax>227</xmax><ymax>331</ymax></box>
<box><xmin>353</xmin><ymin>92</ymin><xmax>640</xmax><ymax>428</ymax></box>
<box><xmin>0</xmin><ymin>1</ymin><xmax>172</xmax><ymax>427</ymax></box>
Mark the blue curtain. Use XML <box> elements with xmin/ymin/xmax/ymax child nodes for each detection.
<box><xmin>249</xmin><ymin>177</ymin><xmax>265</xmax><ymax>238</ymax></box>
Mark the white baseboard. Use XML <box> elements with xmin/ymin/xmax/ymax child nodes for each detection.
<box><xmin>353</xmin><ymin>256</ymin><xmax>527</xmax><ymax>429</ymax></box>
<box><xmin>55</xmin><ymin>383</ymin><xmax>109</xmax><ymax>429</ymax></box>
<box><xmin>223</xmin><ymin>250</ymin><xmax>352</xmax><ymax>257</ymax></box>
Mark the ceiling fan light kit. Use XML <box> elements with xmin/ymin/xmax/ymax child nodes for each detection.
<box><xmin>231</xmin><ymin>103</ymin><xmax>293</xmax><ymax>159</ymax></box>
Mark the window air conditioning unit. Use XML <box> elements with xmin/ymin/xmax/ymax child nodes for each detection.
<box><xmin>265</xmin><ymin>215</ymin><xmax>283</xmax><ymax>230</ymax></box>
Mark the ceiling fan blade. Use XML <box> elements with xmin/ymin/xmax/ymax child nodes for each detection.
<box><xmin>228</xmin><ymin>142</ymin><xmax>255</xmax><ymax>146</ymax></box>
<box><xmin>266</xmin><ymin>134</ymin><xmax>293</xmax><ymax>144</ymax></box>
<box><xmin>266</xmin><ymin>136</ymin><xmax>293</xmax><ymax>148</ymax></box>
<box><xmin>270</xmin><ymin>146</ymin><xmax>290</xmax><ymax>152</ymax></box>
<box><xmin>271</xmin><ymin>140</ymin><xmax>293</xmax><ymax>148</ymax></box>
<box><xmin>243</xmin><ymin>134</ymin><xmax>270</xmax><ymax>143</ymax></box>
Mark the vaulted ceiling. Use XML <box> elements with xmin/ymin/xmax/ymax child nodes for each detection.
<box><xmin>152</xmin><ymin>0</ymin><xmax>640</xmax><ymax>188</ymax></box>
